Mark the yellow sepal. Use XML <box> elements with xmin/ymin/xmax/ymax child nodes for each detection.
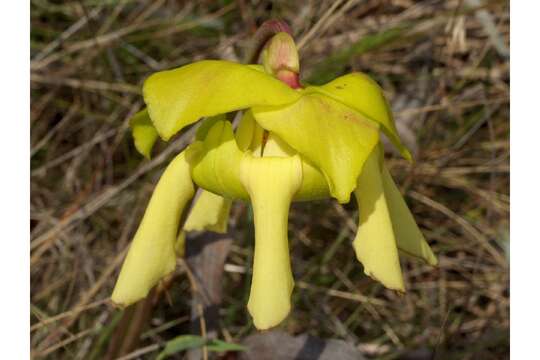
<box><xmin>307</xmin><ymin>73</ymin><xmax>411</xmax><ymax>160</ymax></box>
<box><xmin>143</xmin><ymin>60</ymin><xmax>301</xmax><ymax>140</ymax></box>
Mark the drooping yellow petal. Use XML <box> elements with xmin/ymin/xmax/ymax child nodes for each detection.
<box><xmin>253</xmin><ymin>93</ymin><xmax>379</xmax><ymax>203</ymax></box>
<box><xmin>111</xmin><ymin>151</ymin><xmax>195</xmax><ymax>306</ymax></box>
<box><xmin>130</xmin><ymin>109</ymin><xmax>158</xmax><ymax>159</ymax></box>
<box><xmin>306</xmin><ymin>73</ymin><xmax>411</xmax><ymax>160</ymax></box>
<box><xmin>353</xmin><ymin>149</ymin><xmax>404</xmax><ymax>291</ymax></box>
<box><xmin>240</xmin><ymin>154</ymin><xmax>302</xmax><ymax>329</ymax></box>
<box><xmin>381</xmin><ymin>165</ymin><xmax>437</xmax><ymax>266</ymax></box>
<box><xmin>184</xmin><ymin>190</ymin><xmax>232</xmax><ymax>233</ymax></box>
<box><xmin>143</xmin><ymin>60</ymin><xmax>301</xmax><ymax>140</ymax></box>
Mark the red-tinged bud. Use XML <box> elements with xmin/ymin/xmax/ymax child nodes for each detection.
<box><xmin>262</xmin><ymin>32</ymin><xmax>302</xmax><ymax>89</ymax></box>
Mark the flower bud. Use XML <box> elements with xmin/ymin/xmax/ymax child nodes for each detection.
<box><xmin>262</xmin><ymin>32</ymin><xmax>301</xmax><ymax>88</ymax></box>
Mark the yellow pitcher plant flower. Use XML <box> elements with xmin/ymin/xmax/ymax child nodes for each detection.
<box><xmin>111</xmin><ymin>23</ymin><xmax>437</xmax><ymax>330</ymax></box>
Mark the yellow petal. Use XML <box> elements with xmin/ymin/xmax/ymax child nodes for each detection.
<box><xmin>253</xmin><ymin>93</ymin><xmax>379</xmax><ymax>203</ymax></box>
<box><xmin>353</xmin><ymin>148</ymin><xmax>404</xmax><ymax>291</ymax></box>
<box><xmin>143</xmin><ymin>60</ymin><xmax>301</xmax><ymax>140</ymax></box>
<box><xmin>307</xmin><ymin>73</ymin><xmax>411</xmax><ymax>160</ymax></box>
<box><xmin>240</xmin><ymin>154</ymin><xmax>302</xmax><ymax>329</ymax></box>
<box><xmin>130</xmin><ymin>109</ymin><xmax>158</xmax><ymax>159</ymax></box>
<box><xmin>184</xmin><ymin>190</ymin><xmax>232</xmax><ymax>233</ymax></box>
<box><xmin>381</xmin><ymin>165</ymin><xmax>437</xmax><ymax>266</ymax></box>
<box><xmin>111</xmin><ymin>151</ymin><xmax>195</xmax><ymax>306</ymax></box>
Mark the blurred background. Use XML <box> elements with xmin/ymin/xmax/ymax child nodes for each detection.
<box><xmin>30</xmin><ymin>0</ymin><xmax>509</xmax><ymax>359</ymax></box>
